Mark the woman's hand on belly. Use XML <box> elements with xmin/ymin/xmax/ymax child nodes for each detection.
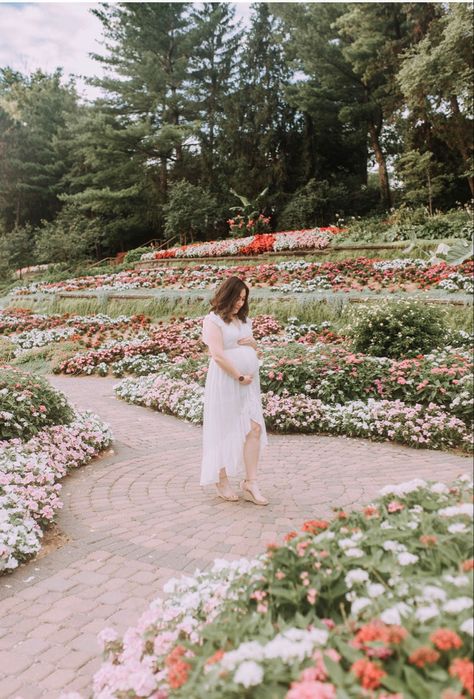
<box><xmin>238</xmin><ymin>336</ymin><xmax>258</xmax><ymax>351</ymax></box>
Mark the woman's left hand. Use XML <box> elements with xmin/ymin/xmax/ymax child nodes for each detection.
<box><xmin>238</xmin><ymin>336</ymin><xmax>258</xmax><ymax>350</ymax></box>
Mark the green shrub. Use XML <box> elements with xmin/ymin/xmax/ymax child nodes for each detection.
<box><xmin>0</xmin><ymin>366</ymin><xmax>74</xmax><ymax>440</ymax></box>
<box><xmin>348</xmin><ymin>300</ymin><xmax>447</xmax><ymax>358</ymax></box>
<box><xmin>339</xmin><ymin>206</ymin><xmax>473</xmax><ymax>244</ymax></box>
<box><xmin>123</xmin><ymin>247</ymin><xmax>152</xmax><ymax>264</ymax></box>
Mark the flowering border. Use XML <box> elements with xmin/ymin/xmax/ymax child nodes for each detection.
<box><xmin>0</xmin><ymin>411</ymin><xmax>112</xmax><ymax>573</ymax></box>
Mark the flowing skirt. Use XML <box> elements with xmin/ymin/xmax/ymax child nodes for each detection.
<box><xmin>200</xmin><ymin>346</ymin><xmax>267</xmax><ymax>485</ymax></box>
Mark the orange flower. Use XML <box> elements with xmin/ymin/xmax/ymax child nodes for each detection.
<box><xmin>363</xmin><ymin>505</ymin><xmax>380</xmax><ymax>518</ymax></box>
<box><xmin>352</xmin><ymin>622</ymin><xmax>407</xmax><ymax>648</ymax></box>
<box><xmin>302</xmin><ymin>519</ymin><xmax>330</xmax><ymax>534</ymax></box>
<box><xmin>419</xmin><ymin>534</ymin><xmax>438</xmax><ymax>547</ymax></box>
<box><xmin>449</xmin><ymin>658</ymin><xmax>474</xmax><ymax>697</ymax></box>
<box><xmin>387</xmin><ymin>625</ymin><xmax>408</xmax><ymax>645</ymax></box>
<box><xmin>462</xmin><ymin>559</ymin><xmax>474</xmax><ymax>572</ymax></box>
<box><xmin>408</xmin><ymin>646</ymin><xmax>440</xmax><ymax>668</ymax></box>
<box><xmin>284</xmin><ymin>531</ymin><xmax>298</xmax><ymax>542</ymax></box>
<box><xmin>430</xmin><ymin>628</ymin><xmax>463</xmax><ymax>651</ymax></box>
<box><xmin>205</xmin><ymin>649</ymin><xmax>224</xmax><ymax>666</ymax></box>
<box><xmin>351</xmin><ymin>658</ymin><xmax>386</xmax><ymax>689</ymax></box>
<box><xmin>165</xmin><ymin>645</ymin><xmax>191</xmax><ymax>689</ymax></box>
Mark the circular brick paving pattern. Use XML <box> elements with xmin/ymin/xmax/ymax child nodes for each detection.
<box><xmin>0</xmin><ymin>375</ymin><xmax>470</xmax><ymax>698</ymax></box>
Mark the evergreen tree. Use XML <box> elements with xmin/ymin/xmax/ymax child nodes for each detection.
<box><xmin>220</xmin><ymin>3</ymin><xmax>300</xmax><ymax>205</ymax></box>
<box><xmin>397</xmin><ymin>3</ymin><xmax>473</xmax><ymax>197</ymax></box>
<box><xmin>0</xmin><ymin>68</ymin><xmax>78</xmax><ymax>230</ymax></box>
<box><xmin>188</xmin><ymin>2</ymin><xmax>241</xmax><ymax>192</ymax></box>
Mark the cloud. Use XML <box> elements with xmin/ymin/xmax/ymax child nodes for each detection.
<box><xmin>0</xmin><ymin>2</ymin><xmax>253</xmax><ymax>101</ymax></box>
<box><xmin>0</xmin><ymin>2</ymin><xmax>105</xmax><ymax>99</ymax></box>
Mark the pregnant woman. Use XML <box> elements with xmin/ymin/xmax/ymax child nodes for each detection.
<box><xmin>201</xmin><ymin>276</ymin><xmax>268</xmax><ymax>505</ymax></box>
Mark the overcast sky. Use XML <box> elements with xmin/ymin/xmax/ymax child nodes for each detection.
<box><xmin>0</xmin><ymin>2</ymin><xmax>252</xmax><ymax>100</ymax></box>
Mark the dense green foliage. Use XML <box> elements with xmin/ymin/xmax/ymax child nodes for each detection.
<box><xmin>0</xmin><ymin>366</ymin><xmax>74</xmax><ymax>440</ymax></box>
<box><xmin>348</xmin><ymin>300</ymin><xmax>447</xmax><ymax>358</ymax></box>
<box><xmin>0</xmin><ymin>2</ymin><xmax>472</xmax><ymax>273</ymax></box>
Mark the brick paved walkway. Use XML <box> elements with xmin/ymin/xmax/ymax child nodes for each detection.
<box><xmin>0</xmin><ymin>376</ymin><xmax>470</xmax><ymax>698</ymax></box>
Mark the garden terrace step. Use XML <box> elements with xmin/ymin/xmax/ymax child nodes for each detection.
<box><xmin>133</xmin><ymin>241</ymin><xmax>440</xmax><ymax>269</ymax></box>
<box><xmin>46</xmin><ymin>288</ymin><xmax>474</xmax><ymax>307</ymax></box>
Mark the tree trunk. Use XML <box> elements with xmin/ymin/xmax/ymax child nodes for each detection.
<box><xmin>160</xmin><ymin>157</ymin><xmax>168</xmax><ymax>194</ymax></box>
<box><xmin>15</xmin><ymin>194</ymin><xmax>21</xmax><ymax>228</ymax></box>
<box><xmin>450</xmin><ymin>96</ymin><xmax>474</xmax><ymax>196</ymax></box>
<box><xmin>368</xmin><ymin>121</ymin><xmax>392</xmax><ymax>208</ymax></box>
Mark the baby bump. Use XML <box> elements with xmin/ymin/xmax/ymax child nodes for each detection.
<box><xmin>225</xmin><ymin>346</ymin><xmax>259</xmax><ymax>376</ymax></box>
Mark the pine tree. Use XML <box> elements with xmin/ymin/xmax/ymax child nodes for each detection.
<box><xmin>188</xmin><ymin>2</ymin><xmax>241</xmax><ymax>191</ymax></box>
<box><xmin>0</xmin><ymin>68</ymin><xmax>78</xmax><ymax>230</ymax></box>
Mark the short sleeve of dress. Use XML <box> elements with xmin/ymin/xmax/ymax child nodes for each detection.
<box><xmin>202</xmin><ymin>312</ymin><xmax>225</xmax><ymax>346</ymax></box>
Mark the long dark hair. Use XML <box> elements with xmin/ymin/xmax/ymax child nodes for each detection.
<box><xmin>211</xmin><ymin>276</ymin><xmax>249</xmax><ymax>323</ymax></box>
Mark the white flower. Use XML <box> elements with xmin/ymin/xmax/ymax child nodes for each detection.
<box><xmin>383</xmin><ymin>540</ymin><xmax>405</xmax><ymax>552</ymax></box>
<box><xmin>346</xmin><ymin>548</ymin><xmax>364</xmax><ymax>558</ymax></box>
<box><xmin>439</xmin><ymin>503</ymin><xmax>473</xmax><ymax>518</ymax></box>
<box><xmin>431</xmin><ymin>482</ymin><xmax>449</xmax><ymax>494</ymax></box>
<box><xmin>233</xmin><ymin>661</ymin><xmax>263</xmax><ymax>688</ymax></box>
<box><xmin>460</xmin><ymin>618</ymin><xmax>474</xmax><ymax>637</ymax></box>
<box><xmin>352</xmin><ymin>597</ymin><xmax>371</xmax><ymax>615</ymax></box>
<box><xmin>367</xmin><ymin>583</ymin><xmax>385</xmax><ymax>598</ymax></box>
<box><xmin>443</xmin><ymin>597</ymin><xmax>473</xmax><ymax>614</ymax></box>
<box><xmin>448</xmin><ymin>523</ymin><xmax>468</xmax><ymax>534</ymax></box>
<box><xmin>380</xmin><ymin>607</ymin><xmax>402</xmax><ymax>625</ymax></box>
<box><xmin>415</xmin><ymin>605</ymin><xmax>439</xmax><ymax>622</ymax></box>
<box><xmin>398</xmin><ymin>552</ymin><xmax>419</xmax><ymax>566</ymax></box>
<box><xmin>380</xmin><ymin>479</ymin><xmax>427</xmax><ymax>497</ymax></box>
<box><xmin>421</xmin><ymin>586</ymin><xmax>447</xmax><ymax>602</ymax></box>
<box><xmin>443</xmin><ymin>574</ymin><xmax>469</xmax><ymax>588</ymax></box>
<box><xmin>345</xmin><ymin>569</ymin><xmax>369</xmax><ymax>587</ymax></box>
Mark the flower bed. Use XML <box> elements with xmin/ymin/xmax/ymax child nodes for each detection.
<box><xmin>10</xmin><ymin>257</ymin><xmax>474</xmax><ymax>296</ymax></box>
<box><xmin>141</xmin><ymin>227</ymin><xmax>340</xmax><ymax>260</ymax></box>
<box><xmin>68</xmin><ymin>476</ymin><xmax>473</xmax><ymax>698</ymax></box>
<box><xmin>1</xmin><ymin>411</ymin><xmax>112</xmax><ymax>573</ymax></box>
<box><xmin>114</xmin><ymin>375</ymin><xmax>472</xmax><ymax>452</ymax></box>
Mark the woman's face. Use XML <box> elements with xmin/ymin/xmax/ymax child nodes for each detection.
<box><xmin>232</xmin><ymin>288</ymin><xmax>246</xmax><ymax>314</ymax></box>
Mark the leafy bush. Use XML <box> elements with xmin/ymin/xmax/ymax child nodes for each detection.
<box><xmin>339</xmin><ymin>206</ymin><xmax>474</xmax><ymax>244</ymax></box>
<box><xmin>279</xmin><ymin>178</ymin><xmax>349</xmax><ymax>230</ymax></box>
<box><xmin>348</xmin><ymin>300</ymin><xmax>447</xmax><ymax>358</ymax></box>
<box><xmin>0</xmin><ymin>366</ymin><xmax>74</xmax><ymax>440</ymax></box>
<box><xmin>123</xmin><ymin>247</ymin><xmax>152</xmax><ymax>264</ymax></box>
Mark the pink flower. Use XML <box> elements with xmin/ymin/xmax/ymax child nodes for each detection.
<box><xmin>286</xmin><ymin>680</ymin><xmax>336</xmax><ymax>699</ymax></box>
<box><xmin>388</xmin><ymin>501</ymin><xmax>404</xmax><ymax>513</ymax></box>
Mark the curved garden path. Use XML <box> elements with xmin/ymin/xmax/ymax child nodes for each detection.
<box><xmin>0</xmin><ymin>375</ymin><xmax>470</xmax><ymax>698</ymax></box>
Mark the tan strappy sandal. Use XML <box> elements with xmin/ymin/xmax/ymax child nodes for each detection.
<box><xmin>240</xmin><ymin>479</ymin><xmax>269</xmax><ymax>506</ymax></box>
<box><xmin>216</xmin><ymin>483</ymin><xmax>239</xmax><ymax>502</ymax></box>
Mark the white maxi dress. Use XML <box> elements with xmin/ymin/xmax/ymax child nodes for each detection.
<box><xmin>200</xmin><ymin>311</ymin><xmax>267</xmax><ymax>486</ymax></box>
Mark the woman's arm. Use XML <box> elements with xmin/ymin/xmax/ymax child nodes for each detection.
<box><xmin>205</xmin><ymin>320</ymin><xmax>252</xmax><ymax>384</ymax></box>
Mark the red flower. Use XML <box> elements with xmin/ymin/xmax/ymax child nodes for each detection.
<box><xmin>449</xmin><ymin>658</ymin><xmax>474</xmax><ymax>697</ymax></box>
<box><xmin>302</xmin><ymin>519</ymin><xmax>330</xmax><ymax>534</ymax></box>
<box><xmin>408</xmin><ymin>646</ymin><xmax>440</xmax><ymax>668</ymax></box>
<box><xmin>351</xmin><ymin>658</ymin><xmax>386</xmax><ymax>689</ymax></box>
<box><xmin>462</xmin><ymin>559</ymin><xmax>474</xmax><ymax>572</ymax></box>
<box><xmin>430</xmin><ymin>628</ymin><xmax>463</xmax><ymax>651</ymax></box>
<box><xmin>284</xmin><ymin>531</ymin><xmax>298</xmax><ymax>542</ymax></box>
